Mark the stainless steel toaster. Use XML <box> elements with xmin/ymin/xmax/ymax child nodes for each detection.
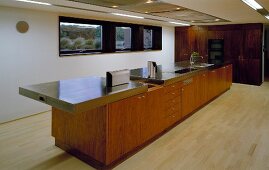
<box><xmin>106</xmin><ymin>69</ymin><xmax>130</xmax><ymax>87</ymax></box>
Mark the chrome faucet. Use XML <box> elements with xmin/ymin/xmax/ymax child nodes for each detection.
<box><xmin>190</xmin><ymin>55</ymin><xmax>195</xmax><ymax>67</ymax></box>
<box><xmin>190</xmin><ymin>55</ymin><xmax>203</xmax><ymax>67</ymax></box>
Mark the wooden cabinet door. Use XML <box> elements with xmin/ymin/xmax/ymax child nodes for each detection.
<box><xmin>197</xmin><ymin>27</ymin><xmax>208</xmax><ymax>60</ymax></box>
<box><xmin>181</xmin><ymin>78</ymin><xmax>195</xmax><ymax>117</ymax></box>
<box><xmin>207</xmin><ymin>69</ymin><xmax>218</xmax><ymax>100</ymax></box>
<box><xmin>218</xmin><ymin>66</ymin><xmax>227</xmax><ymax>93</ymax></box>
<box><xmin>175</xmin><ymin>29</ymin><xmax>190</xmax><ymax>61</ymax></box>
<box><xmin>107</xmin><ymin>94</ymin><xmax>146</xmax><ymax>163</ymax></box>
<box><xmin>226</xmin><ymin>64</ymin><xmax>233</xmax><ymax>88</ymax></box>
<box><xmin>244</xmin><ymin>28</ymin><xmax>262</xmax><ymax>59</ymax></box>
<box><xmin>141</xmin><ymin>87</ymin><xmax>165</xmax><ymax>143</ymax></box>
<box><xmin>247</xmin><ymin>59</ymin><xmax>262</xmax><ymax>85</ymax></box>
<box><xmin>194</xmin><ymin>72</ymin><xmax>208</xmax><ymax>109</ymax></box>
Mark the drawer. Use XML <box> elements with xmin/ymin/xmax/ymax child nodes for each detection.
<box><xmin>164</xmin><ymin>104</ymin><xmax>180</xmax><ymax>117</ymax></box>
<box><xmin>165</xmin><ymin>89</ymin><xmax>181</xmax><ymax>101</ymax></box>
<box><xmin>165</xmin><ymin>96</ymin><xmax>181</xmax><ymax>109</ymax></box>
<box><xmin>182</xmin><ymin>78</ymin><xmax>193</xmax><ymax>86</ymax></box>
<box><xmin>164</xmin><ymin>82</ymin><xmax>182</xmax><ymax>93</ymax></box>
<box><xmin>164</xmin><ymin>113</ymin><xmax>180</xmax><ymax>128</ymax></box>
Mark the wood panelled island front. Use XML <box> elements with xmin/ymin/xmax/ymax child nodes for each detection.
<box><xmin>51</xmin><ymin>64</ymin><xmax>232</xmax><ymax>169</ymax></box>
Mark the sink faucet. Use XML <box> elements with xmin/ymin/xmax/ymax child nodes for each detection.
<box><xmin>190</xmin><ymin>55</ymin><xmax>203</xmax><ymax>67</ymax></box>
<box><xmin>190</xmin><ymin>55</ymin><xmax>195</xmax><ymax>67</ymax></box>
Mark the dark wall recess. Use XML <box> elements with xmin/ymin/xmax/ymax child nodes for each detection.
<box><xmin>59</xmin><ymin>16</ymin><xmax>162</xmax><ymax>56</ymax></box>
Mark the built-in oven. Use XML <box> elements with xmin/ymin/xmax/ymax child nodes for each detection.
<box><xmin>208</xmin><ymin>39</ymin><xmax>224</xmax><ymax>64</ymax></box>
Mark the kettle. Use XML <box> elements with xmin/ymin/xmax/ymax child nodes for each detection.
<box><xmin>147</xmin><ymin>61</ymin><xmax>157</xmax><ymax>78</ymax></box>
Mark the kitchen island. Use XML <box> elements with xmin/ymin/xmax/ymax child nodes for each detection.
<box><xmin>19</xmin><ymin>62</ymin><xmax>232</xmax><ymax>169</ymax></box>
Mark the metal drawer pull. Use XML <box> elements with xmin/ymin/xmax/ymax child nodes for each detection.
<box><xmin>183</xmin><ymin>78</ymin><xmax>193</xmax><ymax>85</ymax></box>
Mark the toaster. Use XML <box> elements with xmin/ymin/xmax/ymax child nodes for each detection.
<box><xmin>106</xmin><ymin>69</ymin><xmax>130</xmax><ymax>87</ymax></box>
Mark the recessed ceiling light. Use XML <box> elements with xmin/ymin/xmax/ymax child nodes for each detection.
<box><xmin>265</xmin><ymin>15</ymin><xmax>269</xmax><ymax>20</ymax></box>
<box><xmin>15</xmin><ymin>0</ymin><xmax>51</xmax><ymax>6</ymax></box>
<box><xmin>215</xmin><ymin>19</ymin><xmax>220</xmax><ymax>21</ymax></box>
<box><xmin>111</xmin><ymin>13</ymin><xmax>144</xmax><ymax>19</ymax></box>
<box><xmin>241</xmin><ymin>0</ymin><xmax>263</xmax><ymax>10</ymax></box>
<box><xmin>176</xmin><ymin>8</ymin><xmax>180</xmax><ymax>10</ymax></box>
<box><xmin>112</xmin><ymin>5</ymin><xmax>118</xmax><ymax>8</ymax></box>
<box><xmin>146</xmin><ymin>0</ymin><xmax>153</xmax><ymax>4</ymax></box>
<box><xmin>169</xmin><ymin>21</ymin><xmax>190</xmax><ymax>26</ymax></box>
<box><xmin>145</xmin><ymin>11</ymin><xmax>149</xmax><ymax>14</ymax></box>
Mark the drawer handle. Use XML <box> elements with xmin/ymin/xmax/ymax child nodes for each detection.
<box><xmin>183</xmin><ymin>78</ymin><xmax>193</xmax><ymax>85</ymax></box>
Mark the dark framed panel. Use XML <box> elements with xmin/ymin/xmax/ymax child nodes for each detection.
<box><xmin>59</xmin><ymin>16</ymin><xmax>162</xmax><ymax>56</ymax></box>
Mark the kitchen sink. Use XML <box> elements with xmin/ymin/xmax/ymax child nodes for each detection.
<box><xmin>193</xmin><ymin>63</ymin><xmax>214</xmax><ymax>68</ymax></box>
<box><xmin>175</xmin><ymin>68</ymin><xmax>198</xmax><ymax>74</ymax></box>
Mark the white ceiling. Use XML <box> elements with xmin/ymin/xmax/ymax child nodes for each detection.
<box><xmin>0</xmin><ymin>0</ymin><xmax>268</xmax><ymax>26</ymax></box>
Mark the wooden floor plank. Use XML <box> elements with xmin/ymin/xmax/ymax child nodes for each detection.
<box><xmin>0</xmin><ymin>82</ymin><xmax>269</xmax><ymax>170</ymax></box>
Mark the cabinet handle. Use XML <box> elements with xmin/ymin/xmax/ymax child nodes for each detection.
<box><xmin>172</xmin><ymin>92</ymin><xmax>175</xmax><ymax>95</ymax></box>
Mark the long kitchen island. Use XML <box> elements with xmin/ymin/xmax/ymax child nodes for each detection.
<box><xmin>19</xmin><ymin>62</ymin><xmax>232</xmax><ymax>169</ymax></box>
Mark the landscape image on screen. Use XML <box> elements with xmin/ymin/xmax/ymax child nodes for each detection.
<box><xmin>60</xmin><ymin>22</ymin><xmax>102</xmax><ymax>52</ymax></box>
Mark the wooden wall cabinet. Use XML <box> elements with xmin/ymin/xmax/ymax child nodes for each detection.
<box><xmin>175</xmin><ymin>24</ymin><xmax>263</xmax><ymax>85</ymax></box>
<box><xmin>175</xmin><ymin>26</ymin><xmax>208</xmax><ymax>62</ymax></box>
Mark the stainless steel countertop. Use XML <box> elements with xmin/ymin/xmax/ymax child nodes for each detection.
<box><xmin>130</xmin><ymin>62</ymin><xmax>204</xmax><ymax>85</ymax></box>
<box><xmin>130</xmin><ymin>61</ymin><xmax>231</xmax><ymax>85</ymax></box>
<box><xmin>19</xmin><ymin>76</ymin><xmax>147</xmax><ymax>113</ymax></box>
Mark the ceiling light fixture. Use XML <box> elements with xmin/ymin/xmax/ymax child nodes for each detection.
<box><xmin>15</xmin><ymin>0</ymin><xmax>51</xmax><ymax>6</ymax></box>
<box><xmin>176</xmin><ymin>8</ymin><xmax>180</xmax><ymax>10</ymax></box>
<box><xmin>265</xmin><ymin>15</ymin><xmax>269</xmax><ymax>20</ymax></box>
<box><xmin>146</xmin><ymin>0</ymin><xmax>153</xmax><ymax>4</ymax></box>
<box><xmin>169</xmin><ymin>21</ymin><xmax>190</xmax><ymax>26</ymax></box>
<box><xmin>241</xmin><ymin>0</ymin><xmax>263</xmax><ymax>10</ymax></box>
<box><xmin>215</xmin><ymin>19</ymin><xmax>220</xmax><ymax>21</ymax></box>
<box><xmin>111</xmin><ymin>13</ymin><xmax>144</xmax><ymax>19</ymax></box>
<box><xmin>112</xmin><ymin>5</ymin><xmax>118</xmax><ymax>8</ymax></box>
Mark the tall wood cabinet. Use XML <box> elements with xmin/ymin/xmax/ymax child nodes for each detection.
<box><xmin>175</xmin><ymin>23</ymin><xmax>263</xmax><ymax>85</ymax></box>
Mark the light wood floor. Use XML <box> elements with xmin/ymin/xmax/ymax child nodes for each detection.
<box><xmin>1</xmin><ymin>82</ymin><xmax>269</xmax><ymax>170</ymax></box>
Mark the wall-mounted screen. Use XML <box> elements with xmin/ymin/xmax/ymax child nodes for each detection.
<box><xmin>144</xmin><ymin>29</ymin><xmax>153</xmax><ymax>49</ymax></box>
<box><xmin>116</xmin><ymin>27</ymin><xmax>132</xmax><ymax>50</ymax></box>
<box><xmin>60</xmin><ymin>22</ymin><xmax>102</xmax><ymax>55</ymax></box>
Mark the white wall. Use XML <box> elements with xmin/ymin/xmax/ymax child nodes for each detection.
<box><xmin>0</xmin><ymin>6</ymin><xmax>175</xmax><ymax>123</ymax></box>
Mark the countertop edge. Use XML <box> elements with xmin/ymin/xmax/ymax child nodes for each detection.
<box><xmin>19</xmin><ymin>87</ymin><xmax>75</xmax><ymax>113</ymax></box>
<box><xmin>74</xmin><ymin>85</ymin><xmax>148</xmax><ymax>113</ymax></box>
